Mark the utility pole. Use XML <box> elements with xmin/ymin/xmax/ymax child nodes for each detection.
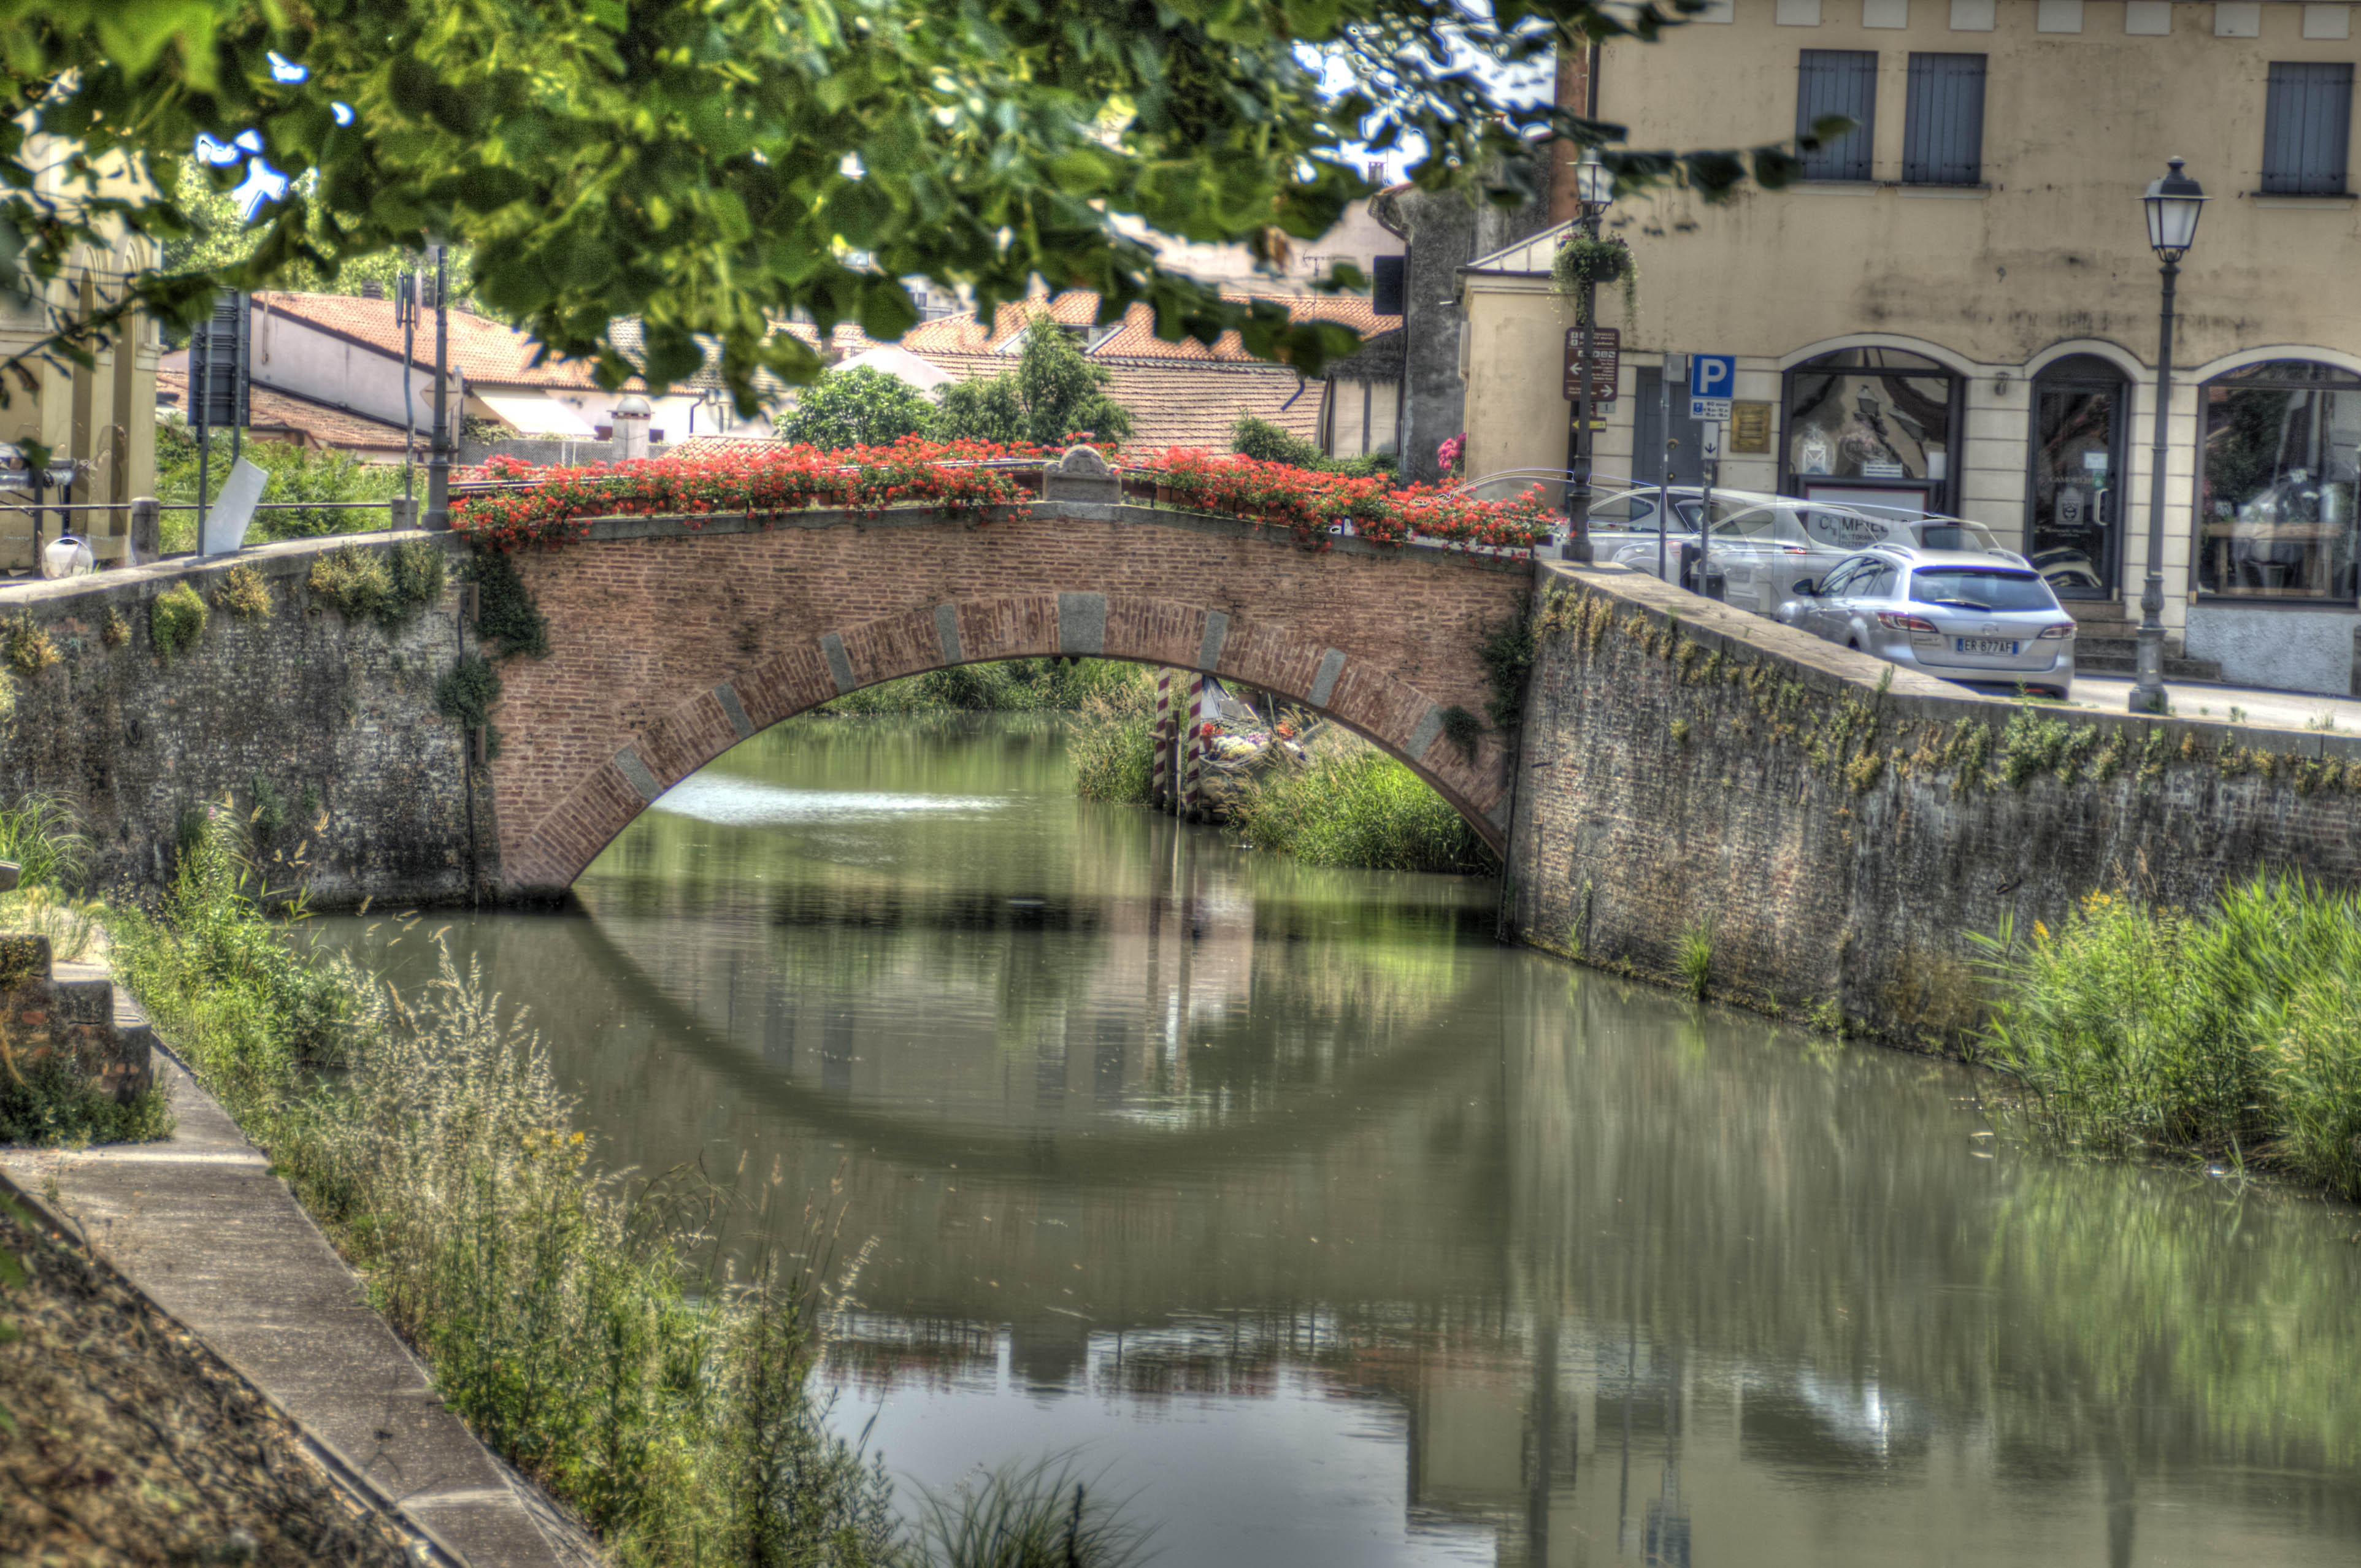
<box><xmin>426</xmin><ymin>245</ymin><xmax>452</xmax><ymax>530</ymax></box>
<box><xmin>399</xmin><ymin>266</ymin><xmax>418</xmax><ymax>522</ymax></box>
<box><xmin>1561</xmin><ymin>151</ymin><xmax>1616</xmax><ymax>564</ymax></box>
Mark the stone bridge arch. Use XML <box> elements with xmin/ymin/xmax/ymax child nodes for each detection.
<box><xmin>487</xmin><ymin>504</ymin><xmax>1531</xmax><ymax>898</ymax></box>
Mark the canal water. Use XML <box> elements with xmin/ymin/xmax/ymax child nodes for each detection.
<box><xmin>326</xmin><ymin>715</ymin><xmax>2361</xmax><ymax>1567</ymax></box>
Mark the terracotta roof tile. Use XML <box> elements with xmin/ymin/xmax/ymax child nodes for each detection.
<box><xmin>921</xmin><ymin>351</ymin><xmax>1323</xmax><ymax>455</ymax></box>
<box><xmin>157</xmin><ymin>368</ymin><xmax>415</xmax><ymax>454</ymax></box>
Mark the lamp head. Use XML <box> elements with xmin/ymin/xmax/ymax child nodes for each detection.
<box><xmin>2143</xmin><ymin>156</ymin><xmax>2206</xmax><ymax>264</ymax></box>
<box><xmin>1575</xmin><ymin>148</ymin><xmax>1615</xmax><ymax>216</ymax></box>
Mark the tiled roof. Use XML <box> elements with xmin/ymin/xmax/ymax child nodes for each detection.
<box><xmin>157</xmin><ymin>368</ymin><xmax>415</xmax><ymax>454</ymax></box>
<box><xmin>897</xmin><ymin>290</ymin><xmax>1379</xmax><ymax>364</ymax></box>
<box><xmin>921</xmin><ymin>352</ymin><xmax>1322</xmax><ymax>454</ymax></box>
<box><xmin>252</xmin><ymin>292</ymin><xmax>621</xmax><ymax>390</ymax></box>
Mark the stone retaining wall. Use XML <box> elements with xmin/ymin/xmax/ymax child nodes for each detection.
<box><xmin>0</xmin><ymin>535</ymin><xmax>484</xmax><ymax>907</ymax></box>
<box><xmin>1510</xmin><ymin>563</ymin><xmax>2361</xmax><ymax>1047</ymax></box>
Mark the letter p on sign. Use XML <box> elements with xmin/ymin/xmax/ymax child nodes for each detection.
<box><xmin>1689</xmin><ymin>353</ymin><xmax>1735</xmax><ymax>421</ymax></box>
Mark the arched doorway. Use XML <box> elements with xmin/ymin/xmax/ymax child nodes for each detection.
<box><xmin>2027</xmin><ymin>354</ymin><xmax>2130</xmax><ymax>602</ymax></box>
<box><xmin>1781</xmin><ymin>346</ymin><xmax>1962</xmax><ymax>516</ymax></box>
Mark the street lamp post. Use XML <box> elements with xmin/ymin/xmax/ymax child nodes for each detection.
<box><xmin>2132</xmin><ymin>157</ymin><xmax>2206</xmax><ymax>714</ymax></box>
<box><xmin>1562</xmin><ymin>148</ymin><xmax>1616</xmax><ymax>565</ymax></box>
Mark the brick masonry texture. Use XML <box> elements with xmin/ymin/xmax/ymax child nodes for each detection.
<box><xmin>1511</xmin><ymin>563</ymin><xmax>2361</xmax><ymax>1048</ymax></box>
<box><xmin>0</xmin><ymin>933</ymin><xmax>153</xmax><ymax>1101</ymax></box>
<box><xmin>1</xmin><ymin>535</ymin><xmax>483</xmax><ymax>908</ymax></box>
<box><xmin>489</xmin><ymin>503</ymin><xmax>1530</xmax><ymax>896</ymax></box>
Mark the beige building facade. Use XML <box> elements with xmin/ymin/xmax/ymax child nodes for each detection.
<box><xmin>1462</xmin><ymin>0</ymin><xmax>2361</xmax><ymax>692</ymax></box>
<box><xmin>0</xmin><ymin>137</ymin><xmax>161</xmax><ymax>570</ymax></box>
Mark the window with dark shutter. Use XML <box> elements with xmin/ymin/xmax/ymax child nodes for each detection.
<box><xmin>1903</xmin><ymin>53</ymin><xmax>1986</xmax><ymax>185</ymax></box>
<box><xmin>2263</xmin><ymin>62</ymin><xmax>2353</xmax><ymax>195</ymax></box>
<box><xmin>1797</xmin><ymin>51</ymin><xmax>1878</xmax><ymax>183</ymax></box>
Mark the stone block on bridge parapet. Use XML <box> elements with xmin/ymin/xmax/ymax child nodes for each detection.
<box><xmin>1043</xmin><ymin>445</ymin><xmax>1121</xmax><ymax>503</ymax></box>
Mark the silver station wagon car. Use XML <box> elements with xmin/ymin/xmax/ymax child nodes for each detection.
<box><xmin>1601</xmin><ymin>495</ymin><xmax>2023</xmax><ymax>616</ymax></box>
<box><xmin>1776</xmin><ymin>545</ymin><xmax>2077</xmax><ymax>698</ymax></box>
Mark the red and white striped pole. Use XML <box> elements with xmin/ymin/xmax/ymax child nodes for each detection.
<box><xmin>1180</xmin><ymin>673</ymin><xmax>1208</xmax><ymax>820</ymax></box>
<box><xmin>1150</xmin><ymin>670</ymin><xmax>1175</xmax><ymax>810</ymax></box>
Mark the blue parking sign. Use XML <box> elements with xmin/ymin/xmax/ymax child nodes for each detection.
<box><xmin>1689</xmin><ymin>354</ymin><xmax>1736</xmax><ymax>402</ymax></box>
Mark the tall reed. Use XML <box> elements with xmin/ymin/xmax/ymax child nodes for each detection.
<box><xmin>1973</xmin><ymin>879</ymin><xmax>2361</xmax><ymax>1199</ymax></box>
<box><xmin>110</xmin><ymin>818</ymin><xmax>899</xmax><ymax>1564</ymax></box>
<box><xmin>1229</xmin><ymin>748</ymin><xmax>1494</xmax><ymax>875</ymax></box>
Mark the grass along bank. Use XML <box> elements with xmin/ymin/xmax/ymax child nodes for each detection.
<box><xmin>104</xmin><ymin>816</ymin><xmax>1143</xmax><ymax>1566</ymax></box>
<box><xmin>1971</xmin><ymin>878</ymin><xmax>2361</xmax><ymax>1201</ymax></box>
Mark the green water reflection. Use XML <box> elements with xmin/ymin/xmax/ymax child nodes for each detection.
<box><xmin>321</xmin><ymin>716</ymin><xmax>2361</xmax><ymax>1567</ymax></box>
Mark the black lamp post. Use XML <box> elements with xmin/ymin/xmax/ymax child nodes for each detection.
<box><xmin>2132</xmin><ymin>156</ymin><xmax>2206</xmax><ymax>714</ymax></box>
<box><xmin>1562</xmin><ymin>148</ymin><xmax>1616</xmax><ymax>565</ymax></box>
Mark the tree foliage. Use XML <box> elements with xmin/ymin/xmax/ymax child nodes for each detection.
<box><xmin>1</xmin><ymin>0</ymin><xmax>1816</xmax><ymax>465</ymax></box>
<box><xmin>771</xmin><ymin>364</ymin><xmax>939</xmax><ymax>451</ymax></box>
<box><xmin>935</xmin><ymin>316</ymin><xmax>1134</xmax><ymax>448</ymax></box>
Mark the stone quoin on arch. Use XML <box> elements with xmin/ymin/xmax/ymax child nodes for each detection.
<box><xmin>482</xmin><ymin>502</ymin><xmax>1534</xmax><ymax>898</ymax></box>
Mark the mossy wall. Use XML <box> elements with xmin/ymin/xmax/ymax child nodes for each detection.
<box><xmin>0</xmin><ymin>535</ymin><xmax>489</xmax><ymax>906</ymax></box>
<box><xmin>1511</xmin><ymin>562</ymin><xmax>2361</xmax><ymax>1049</ymax></box>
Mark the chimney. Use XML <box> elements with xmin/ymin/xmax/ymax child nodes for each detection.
<box><xmin>1367</xmin><ymin>160</ymin><xmax>1385</xmax><ymax>185</ymax></box>
<box><xmin>359</xmin><ymin>279</ymin><xmax>384</xmax><ymax>299</ymax></box>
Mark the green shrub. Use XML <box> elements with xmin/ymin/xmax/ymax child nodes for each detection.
<box><xmin>153</xmin><ymin>420</ymin><xmax>403</xmax><ymax>551</ymax></box>
<box><xmin>434</xmin><ymin>652</ymin><xmax>502</xmax><ymax>740</ymax></box>
<box><xmin>101</xmin><ymin>606</ymin><xmax>130</xmax><ymax>649</ymax></box>
<box><xmin>1475</xmin><ymin>614</ymin><xmax>1535</xmax><ymax>730</ymax></box>
<box><xmin>1230</xmin><ymin>744</ymin><xmax>1494</xmax><ymax>874</ymax></box>
<box><xmin>150</xmin><ymin>583</ymin><xmax>209</xmax><ymax>663</ymax></box>
<box><xmin>772</xmin><ymin>364</ymin><xmax>940</xmax><ymax>450</ymax></box>
<box><xmin>1974</xmin><ymin>878</ymin><xmax>2361</xmax><ymax>1200</ymax></box>
<box><xmin>217</xmin><ymin>563</ymin><xmax>274</xmax><ymax>620</ymax></box>
<box><xmin>3</xmin><ymin>611</ymin><xmax>59</xmax><ymax>676</ymax></box>
<box><xmin>914</xmin><ymin>1458</ymin><xmax>1150</xmax><ymax>1568</ymax></box>
<box><xmin>388</xmin><ymin>539</ymin><xmax>447</xmax><ymax>615</ymax></box>
<box><xmin>464</xmin><ymin>548</ymin><xmax>550</xmax><ymax>659</ymax></box>
<box><xmin>1230</xmin><ymin>415</ymin><xmax>1399</xmax><ymax>481</ymax></box>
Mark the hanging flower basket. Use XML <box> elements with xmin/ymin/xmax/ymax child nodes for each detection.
<box><xmin>1551</xmin><ymin>233</ymin><xmax>1640</xmax><ymax>329</ymax></box>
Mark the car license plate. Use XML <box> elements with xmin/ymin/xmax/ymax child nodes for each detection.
<box><xmin>1956</xmin><ymin>637</ymin><xmax>2017</xmax><ymax>656</ymax></box>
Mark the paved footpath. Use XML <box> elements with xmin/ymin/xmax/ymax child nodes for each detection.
<box><xmin>0</xmin><ymin>963</ymin><xmax>597</xmax><ymax>1568</ymax></box>
<box><xmin>2068</xmin><ymin>673</ymin><xmax>2361</xmax><ymax>734</ymax></box>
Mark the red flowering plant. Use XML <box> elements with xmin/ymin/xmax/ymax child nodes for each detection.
<box><xmin>450</xmin><ymin>437</ymin><xmax>1058</xmax><ymax>551</ymax></box>
<box><xmin>1142</xmin><ymin>449</ymin><xmax>1553</xmax><ymax>553</ymax></box>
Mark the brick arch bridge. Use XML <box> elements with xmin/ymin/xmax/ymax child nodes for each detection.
<box><xmin>487</xmin><ymin>501</ymin><xmax>1534</xmax><ymax>898</ymax></box>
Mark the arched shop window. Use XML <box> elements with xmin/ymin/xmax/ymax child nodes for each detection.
<box><xmin>1783</xmin><ymin>347</ymin><xmax>1961</xmax><ymax>515</ymax></box>
<box><xmin>2198</xmin><ymin>359</ymin><xmax>2361</xmax><ymax>602</ymax></box>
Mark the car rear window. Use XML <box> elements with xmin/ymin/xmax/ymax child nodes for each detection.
<box><xmin>1916</xmin><ymin>521</ymin><xmax>2002</xmax><ymax>552</ymax></box>
<box><xmin>1908</xmin><ymin>568</ymin><xmax>2056</xmax><ymax>611</ymax></box>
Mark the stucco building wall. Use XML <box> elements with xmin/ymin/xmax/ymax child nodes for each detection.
<box><xmin>1462</xmin><ymin>0</ymin><xmax>2361</xmax><ymax>691</ymax></box>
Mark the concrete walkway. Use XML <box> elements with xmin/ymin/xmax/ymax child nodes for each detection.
<box><xmin>0</xmin><ymin>979</ymin><xmax>597</xmax><ymax>1568</ymax></box>
<box><xmin>2067</xmin><ymin>673</ymin><xmax>2361</xmax><ymax>735</ymax></box>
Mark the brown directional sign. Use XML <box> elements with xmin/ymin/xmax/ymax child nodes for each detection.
<box><xmin>1562</xmin><ymin>326</ymin><xmax>1620</xmax><ymax>403</ymax></box>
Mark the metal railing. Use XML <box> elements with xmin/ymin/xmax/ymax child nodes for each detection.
<box><xmin>1</xmin><ymin>494</ymin><xmax>420</xmax><ymax>574</ymax></box>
